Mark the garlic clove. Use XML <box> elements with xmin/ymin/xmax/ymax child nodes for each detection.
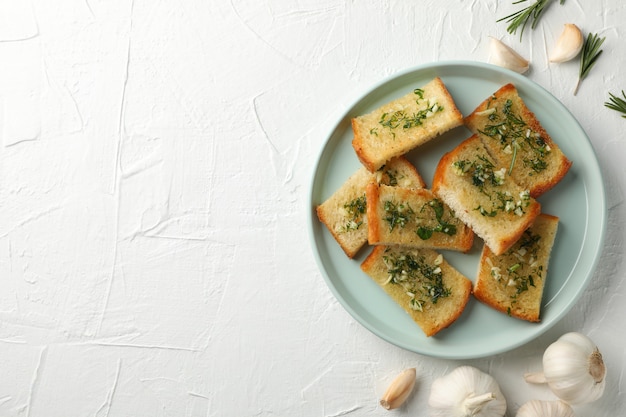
<box><xmin>549</xmin><ymin>24</ymin><xmax>584</xmax><ymax>63</ymax></box>
<box><xmin>488</xmin><ymin>37</ymin><xmax>530</xmax><ymax>74</ymax></box>
<box><xmin>380</xmin><ymin>367</ymin><xmax>416</xmax><ymax>410</ymax></box>
<box><xmin>523</xmin><ymin>371</ymin><xmax>547</xmax><ymax>384</ymax></box>
<box><xmin>516</xmin><ymin>400</ymin><xmax>574</xmax><ymax>417</ymax></box>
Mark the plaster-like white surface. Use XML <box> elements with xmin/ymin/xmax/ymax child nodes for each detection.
<box><xmin>0</xmin><ymin>0</ymin><xmax>624</xmax><ymax>415</ymax></box>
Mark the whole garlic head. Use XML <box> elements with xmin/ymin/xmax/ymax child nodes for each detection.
<box><xmin>549</xmin><ymin>24</ymin><xmax>584</xmax><ymax>63</ymax></box>
<box><xmin>488</xmin><ymin>37</ymin><xmax>529</xmax><ymax>74</ymax></box>
<box><xmin>524</xmin><ymin>332</ymin><xmax>606</xmax><ymax>405</ymax></box>
<box><xmin>516</xmin><ymin>400</ymin><xmax>574</xmax><ymax>417</ymax></box>
<box><xmin>429</xmin><ymin>366</ymin><xmax>507</xmax><ymax>417</ymax></box>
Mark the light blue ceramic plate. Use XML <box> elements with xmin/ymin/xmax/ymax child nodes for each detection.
<box><xmin>308</xmin><ymin>61</ymin><xmax>606</xmax><ymax>359</ymax></box>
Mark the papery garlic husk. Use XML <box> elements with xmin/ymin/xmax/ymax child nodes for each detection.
<box><xmin>549</xmin><ymin>24</ymin><xmax>584</xmax><ymax>63</ymax></box>
<box><xmin>524</xmin><ymin>332</ymin><xmax>606</xmax><ymax>404</ymax></box>
<box><xmin>380</xmin><ymin>368</ymin><xmax>416</xmax><ymax>410</ymax></box>
<box><xmin>429</xmin><ymin>366</ymin><xmax>507</xmax><ymax>417</ymax></box>
<box><xmin>488</xmin><ymin>37</ymin><xmax>529</xmax><ymax>74</ymax></box>
<box><xmin>516</xmin><ymin>400</ymin><xmax>574</xmax><ymax>417</ymax></box>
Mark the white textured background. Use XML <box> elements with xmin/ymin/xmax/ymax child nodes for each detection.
<box><xmin>0</xmin><ymin>0</ymin><xmax>624</xmax><ymax>416</ymax></box>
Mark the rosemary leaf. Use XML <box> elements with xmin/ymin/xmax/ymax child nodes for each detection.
<box><xmin>574</xmin><ymin>32</ymin><xmax>606</xmax><ymax>95</ymax></box>
<box><xmin>605</xmin><ymin>91</ymin><xmax>626</xmax><ymax>119</ymax></box>
<box><xmin>498</xmin><ymin>0</ymin><xmax>566</xmax><ymax>41</ymax></box>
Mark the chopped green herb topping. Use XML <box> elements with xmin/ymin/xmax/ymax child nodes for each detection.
<box><xmin>416</xmin><ymin>199</ymin><xmax>458</xmax><ymax>240</ymax></box>
<box><xmin>382</xmin><ymin>250</ymin><xmax>451</xmax><ymax>311</ymax></box>
<box><xmin>384</xmin><ymin>169</ymin><xmax>399</xmax><ymax>186</ymax></box>
<box><xmin>475</xmin><ymin>190</ymin><xmax>531</xmax><ymax>217</ymax></box>
<box><xmin>376</xmin><ymin>166</ymin><xmax>410</xmax><ymax>187</ymax></box>
<box><xmin>342</xmin><ymin>195</ymin><xmax>366</xmax><ymax>232</ymax></box>
<box><xmin>478</xmin><ymin>99</ymin><xmax>551</xmax><ymax>175</ymax></box>
<box><xmin>383</xmin><ymin>200</ymin><xmax>414</xmax><ymax>231</ymax></box>
<box><xmin>452</xmin><ymin>155</ymin><xmax>504</xmax><ymax>190</ymax></box>
<box><xmin>378</xmin><ymin>96</ymin><xmax>444</xmax><ymax>134</ymax></box>
<box><xmin>489</xmin><ymin>228</ymin><xmax>543</xmax><ymax>308</ymax></box>
<box><xmin>453</xmin><ymin>154</ymin><xmax>531</xmax><ymax>217</ymax></box>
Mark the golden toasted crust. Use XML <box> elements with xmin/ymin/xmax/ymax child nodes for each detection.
<box><xmin>316</xmin><ymin>157</ymin><xmax>425</xmax><ymax>258</ymax></box>
<box><xmin>432</xmin><ymin>135</ymin><xmax>541</xmax><ymax>256</ymax></box>
<box><xmin>360</xmin><ymin>245</ymin><xmax>472</xmax><ymax>337</ymax></box>
<box><xmin>352</xmin><ymin>77</ymin><xmax>463</xmax><ymax>172</ymax></box>
<box><xmin>464</xmin><ymin>83</ymin><xmax>572</xmax><ymax>198</ymax></box>
<box><xmin>366</xmin><ymin>183</ymin><xmax>474</xmax><ymax>252</ymax></box>
<box><xmin>473</xmin><ymin>213</ymin><xmax>559</xmax><ymax>322</ymax></box>
<box><xmin>365</xmin><ymin>182</ymin><xmax>383</xmax><ymax>244</ymax></box>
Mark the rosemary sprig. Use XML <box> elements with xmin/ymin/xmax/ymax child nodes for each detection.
<box><xmin>605</xmin><ymin>91</ymin><xmax>626</xmax><ymax>119</ymax></box>
<box><xmin>498</xmin><ymin>0</ymin><xmax>565</xmax><ymax>41</ymax></box>
<box><xmin>574</xmin><ymin>32</ymin><xmax>606</xmax><ymax>95</ymax></box>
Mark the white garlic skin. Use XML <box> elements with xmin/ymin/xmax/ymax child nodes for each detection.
<box><xmin>429</xmin><ymin>366</ymin><xmax>507</xmax><ymax>417</ymax></box>
<box><xmin>542</xmin><ymin>332</ymin><xmax>606</xmax><ymax>404</ymax></box>
<box><xmin>516</xmin><ymin>400</ymin><xmax>574</xmax><ymax>417</ymax></box>
<box><xmin>488</xmin><ymin>37</ymin><xmax>529</xmax><ymax>74</ymax></box>
<box><xmin>549</xmin><ymin>24</ymin><xmax>584</xmax><ymax>63</ymax></box>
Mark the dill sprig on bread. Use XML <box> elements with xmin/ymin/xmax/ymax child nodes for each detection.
<box><xmin>351</xmin><ymin>77</ymin><xmax>464</xmax><ymax>172</ymax></box>
<box><xmin>432</xmin><ymin>135</ymin><xmax>541</xmax><ymax>256</ymax></box>
<box><xmin>366</xmin><ymin>184</ymin><xmax>474</xmax><ymax>252</ymax></box>
<box><xmin>360</xmin><ymin>246</ymin><xmax>472</xmax><ymax>337</ymax></box>
<box><xmin>316</xmin><ymin>157</ymin><xmax>425</xmax><ymax>258</ymax></box>
<box><xmin>474</xmin><ymin>213</ymin><xmax>559</xmax><ymax>322</ymax></box>
<box><xmin>464</xmin><ymin>83</ymin><xmax>572</xmax><ymax>197</ymax></box>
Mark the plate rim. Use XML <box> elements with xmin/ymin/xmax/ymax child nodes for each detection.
<box><xmin>307</xmin><ymin>60</ymin><xmax>607</xmax><ymax>359</ymax></box>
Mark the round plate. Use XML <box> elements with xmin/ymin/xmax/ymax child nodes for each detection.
<box><xmin>308</xmin><ymin>61</ymin><xmax>607</xmax><ymax>359</ymax></box>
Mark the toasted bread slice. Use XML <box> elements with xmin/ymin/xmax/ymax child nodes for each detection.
<box><xmin>474</xmin><ymin>213</ymin><xmax>559</xmax><ymax>322</ymax></box>
<box><xmin>360</xmin><ymin>245</ymin><xmax>472</xmax><ymax>337</ymax></box>
<box><xmin>316</xmin><ymin>157</ymin><xmax>425</xmax><ymax>258</ymax></box>
<box><xmin>371</xmin><ymin>156</ymin><xmax>427</xmax><ymax>189</ymax></box>
<box><xmin>464</xmin><ymin>83</ymin><xmax>572</xmax><ymax>197</ymax></box>
<box><xmin>352</xmin><ymin>77</ymin><xmax>464</xmax><ymax>172</ymax></box>
<box><xmin>366</xmin><ymin>184</ymin><xmax>474</xmax><ymax>252</ymax></box>
<box><xmin>432</xmin><ymin>135</ymin><xmax>541</xmax><ymax>256</ymax></box>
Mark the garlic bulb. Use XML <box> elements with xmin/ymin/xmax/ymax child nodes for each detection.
<box><xmin>429</xmin><ymin>366</ymin><xmax>507</xmax><ymax>417</ymax></box>
<box><xmin>488</xmin><ymin>37</ymin><xmax>529</xmax><ymax>74</ymax></box>
<box><xmin>549</xmin><ymin>24</ymin><xmax>584</xmax><ymax>63</ymax></box>
<box><xmin>380</xmin><ymin>368</ymin><xmax>416</xmax><ymax>410</ymax></box>
<box><xmin>516</xmin><ymin>400</ymin><xmax>574</xmax><ymax>417</ymax></box>
<box><xmin>524</xmin><ymin>332</ymin><xmax>606</xmax><ymax>404</ymax></box>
